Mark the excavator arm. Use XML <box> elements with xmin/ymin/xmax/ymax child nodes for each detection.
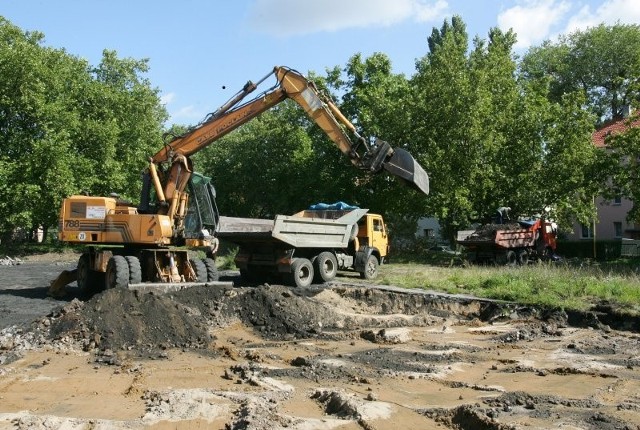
<box><xmin>146</xmin><ymin>66</ymin><xmax>429</xmax><ymax>234</ymax></box>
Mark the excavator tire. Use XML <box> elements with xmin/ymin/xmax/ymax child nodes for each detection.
<box><xmin>125</xmin><ymin>256</ymin><xmax>142</xmax><ymax>284</ymax></box>
<box><xmin>190</xmin><ymin>258</ymin><xmax>207</xmax><ymax>282</ymax></box>
<box><xmin>203</xmin><ymin>258</ymin><xmax>219</xmax><ymax>282</ymax></box>
<box><xmin>77</xmin><ymin>254</ymin><xmax>93</xmax><ymax>294</ymax></box>
<box><xmin>77</xmin><ymin>253</ymin><xmax>104</xmax><ymax>296</ymax></box>
<box><xmin>105</xmin><ymin>255</ymin><xmax>129</xmax><ymax>289</ymax></box>
<box><xmin>313</xmin><ymin>252</ymin><xmax>338</xmax><ymax>283</ymax></box>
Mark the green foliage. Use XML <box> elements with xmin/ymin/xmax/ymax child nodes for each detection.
<box><xmin>0</xmin><ymin>17</ymin><xmax>166</xmax><ymax>239</ymax></box>
<box><xmin>377</xmin><ymin>263</ymin><xmax>640</xmax><ymax>313</ymax></box>
<box><xmin>608</xmin><ymin>115</ymin><xmax>640</xmax><ymax>221</ymax></box>
<box><xmin>520</xmin><ymin>23</ymin><xmax>640</xmax><ymax>122</ymax></box>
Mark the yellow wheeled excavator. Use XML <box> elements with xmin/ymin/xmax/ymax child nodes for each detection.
<box><xmin>49</xmin><ymin>66</ymin><xmax>429</xmax><ymax>296</ymax></box>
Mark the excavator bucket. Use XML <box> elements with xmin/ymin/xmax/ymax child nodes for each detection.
<box><xmin>383</xmin><ymin>147</ymin><xmax>430</xmax><ymax>195</ymax></box>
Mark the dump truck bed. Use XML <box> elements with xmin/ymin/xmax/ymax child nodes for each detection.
<box><xmin>458</xmin><ymin>223</ymin><xmax>537</xmax><ymax>249</ymax></box>
<box><xmin>217</xmin><ymin>208</ymin><xmax>369</xmax><ymax>248</ymax></box>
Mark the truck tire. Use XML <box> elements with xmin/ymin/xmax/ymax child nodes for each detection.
<box><xmin>288</xmin><ymin>258</ymin><xmax>314</xmax><ymax>288</ymax></box>
<box><xmin>203</xmin><ymin>258</ymin><xmax>219</xmax><ymax>282</ymax></box>
<box><xmin>314</xmin><ymin>252</ymin><xmax>338</xmax><ymax>283</ymax></box>
<box><xmin>505</xmin><ymin>250</ymin><xmax>517</xmax><ymax>266</ymax></box>
<box><xmin>105</xmin><ymin>255</ymin><xmax>129</xmax><ymax>289</ymax></box>
<box><xmin>359</xmin><ymin>254</ymin><xmax>379</xmax><ymax>280</ymax></box>
<box><xmin>125</xmin><ymin>256</ymin><xmax>142</xmax><ymax>284</ymax></box>
<box><xmin>518</xmin><ymin>250</ymin><xmax>529</xmax><ymax>265</ymax></box>
<box><xmin>189</xmin><ymin>258</ymin><xmax>207</xmax><ymax>282</ymax></box>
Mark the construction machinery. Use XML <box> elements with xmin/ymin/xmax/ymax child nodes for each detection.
<box><xmin>50</xmin><ymin>66</ymin><xmax>429</xmax><ymax>296</ymax></box>
<box><xmin>217</xmin><ymin>204</ymin><xmax>389</xmax><ymax>288</ymax></box>
<box><xmin>457</xmin><ymin>218</ymin><xmax>558</xmax><ymax>265</ymax></box>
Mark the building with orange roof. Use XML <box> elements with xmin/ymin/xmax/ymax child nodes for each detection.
<box><xmin>566</xmin><ymin>109</ymin><xmax>640</xmax><ymax>248</ymax></box>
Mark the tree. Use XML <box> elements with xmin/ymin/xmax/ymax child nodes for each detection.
<box><xmin>0</xmin><ymin>18</ymin><xmax>166</xmax><ymax>241</ymax></box>
<box><xmin>409</xmin><ymin>16</ymin><xmax>603</xmax><ymax>239</ymax></box>
<box><xmin>520</xmin><ymin>23</ymin><xmax>640</xmax><ymax>123</ymax></box>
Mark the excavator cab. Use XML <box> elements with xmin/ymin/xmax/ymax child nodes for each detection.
<box><xmin>183</xmin><ymin>172</ymin><xmax>220</xmax><ymax>241</ymax></box>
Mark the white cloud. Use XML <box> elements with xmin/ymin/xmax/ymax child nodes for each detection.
<box><xmin>497</xmin><ymin>0</ymin><xmax>571</xmax><ymax>48</ymax></box>
<box><xmin>160</xmin><ymin>92</ymin><xmax>175</xmax><ymax>106</ymax></box>
<box><xmin>564</xmin><ymin>0</ymin><xmax>640</xmax><ymax>33</ymax></box>
<box><xmin>247</xmin><ymin>0</ymin><xmax>449</xmax><ymax>37</ymax></box>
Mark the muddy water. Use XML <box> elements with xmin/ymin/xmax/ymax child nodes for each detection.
<box><xmin>1</xmin><ymin>274</ymin><xmax>639</xmax><ymax>429</ymax></box>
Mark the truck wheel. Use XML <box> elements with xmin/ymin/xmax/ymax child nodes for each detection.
<box><xmin>360</xmin><ymin>254</ymin><xmax>379</xmax><ymax>280</ymax></box>
<box><xmin>189</xmin><ymin>258</ymin><xmax>207</xmax><ymax>282</ymax></box>
<box><xmin>505</xmin><ymin>250</ymin><xmax>517</xmax><ymax>266</ymax></box>
<box><xmin>288</xmin><ymin>258</ymin><xmax>314</xmax><ymax>288</ymax></box>
<box><xmin>77</xmin><ymin>253</ymin><xmax>100</xmax><ymax>295</ymax></box>
<box><xmin>125</xmin><ymin>256</ymin><xmax>142</xmax><ymax>284</ymax></box>
<box><xmin>105</xmin><ymin>255</ymin><xmax>129</xmax><ymax>289</ymax></box>
<box><xmin>518</xmin><ymin>250</ymin><xmax>529</xmax><ymax>265</ymax></box>
<box><xmin>314</xmin><ymin>252</ymin><xmax>338</xmax><ymax>283</ymax></box>
<box><xmin>203</xmin><ymin>258</ymin><xmax>219</xmax><ymax>282</ymax></box>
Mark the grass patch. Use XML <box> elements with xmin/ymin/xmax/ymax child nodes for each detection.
<box><xmin>377</xmin><ymin>261</ymin><xmax>640</xmax><ymax>314</ymax></box>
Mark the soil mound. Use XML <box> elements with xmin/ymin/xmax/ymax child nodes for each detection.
<box><xmin>47</xmin><ymin>284</ymin><xmax>349</xmax><ymax>357</ymax></box>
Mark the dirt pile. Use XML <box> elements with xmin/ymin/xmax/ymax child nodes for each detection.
<box><xmin>44</xmin><ymin>284</ymin><xmax>444</xmax><ymax>359</ymax></box>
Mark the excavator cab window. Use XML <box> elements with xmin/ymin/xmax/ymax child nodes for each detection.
<box><xmin>184</xmin><ymin>172</ymin><xmax>220</xmax><ymax>239</ymax></box>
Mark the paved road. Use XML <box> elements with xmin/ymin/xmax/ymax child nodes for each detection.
<box><xmin>0</xmin><ymin>261</ymin><xmax>77</xmax><ymax>329</ymax></box>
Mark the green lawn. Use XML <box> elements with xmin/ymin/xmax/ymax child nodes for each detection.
<box><xmin>375</xmin><ymin>259</ymin><xmax>640</xmax><ymax>314</ymax></box>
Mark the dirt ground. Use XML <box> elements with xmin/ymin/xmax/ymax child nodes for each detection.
<box><xmin>1</xmin><ymin>256</ymin><xmax>640</xmax><ymax>429</ymax></box>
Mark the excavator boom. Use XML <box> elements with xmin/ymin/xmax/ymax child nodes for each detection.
<box><xmin>153</xmin><ymin>66</ymin><xmax>429</xmax><ymax>199</ymax></box>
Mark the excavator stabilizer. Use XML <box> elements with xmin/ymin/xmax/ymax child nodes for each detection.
<box><xmin>48</xmin><ymin>268</ymin><xmax>77</xmax><ymax>298</ymax></box>
<box><xmin>383</xmin><ymin>148</ymin><xmax>429</xmax><ymax>195</ymax></box>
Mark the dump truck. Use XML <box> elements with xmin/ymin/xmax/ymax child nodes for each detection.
<box><xmin>50</xmin><ymin>66</ymin><xmax>428</xmax><ymax>296</ymax></box>
<box><xmin>217</xmin><ymin>206</ymin><xmax>388</xmax><ymax>288</ymax></box>
<box><xmin>457</xmin><ymin>218</ymin><xmax>557</xmax><ymax>265</ymax></box>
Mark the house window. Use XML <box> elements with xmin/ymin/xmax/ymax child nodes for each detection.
<box><xmin>581</xmin><ymin>224</ymin><xmax>593</xmax><ymax>239</ymax></box>
<box><xmin>613</xmin><ymin>196</ymin><xmax>622</xmax><ymax>206</ymax></box>
<box><xmin>614</xmin><ymin>222</ymin><xmax>623</xmax><ymax>238</ymax></box>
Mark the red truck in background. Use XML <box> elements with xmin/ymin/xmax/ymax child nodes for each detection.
<box><xmin>457</xmin><ymin>218</ymin><xmax>558</xmax><ymax>265</ymax></box>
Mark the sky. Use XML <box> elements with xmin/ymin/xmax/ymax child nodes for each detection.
<box><xmin>2</xmin><ymin>0</ymin><xmax>640</xmax><ymax>125</ymax></box>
